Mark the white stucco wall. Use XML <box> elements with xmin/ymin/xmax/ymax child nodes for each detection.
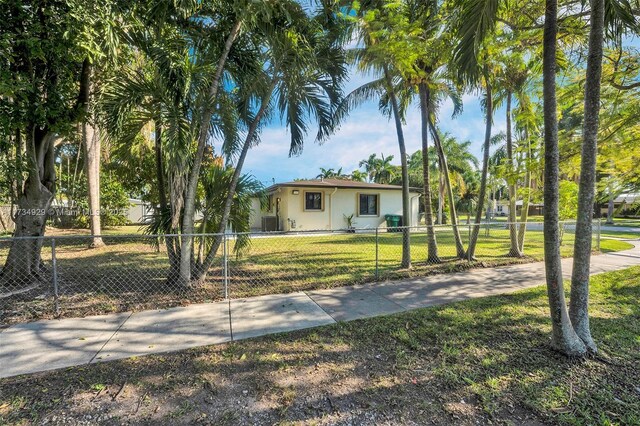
<box><xmin>250</xmin><ymin>186</ymin><xmax>420</xmax><ymax>231</ymax></box>
<box><xmin>250</xmin><ymin>198</ymin><xmax>263</xmax><ymax>229</ymax></box>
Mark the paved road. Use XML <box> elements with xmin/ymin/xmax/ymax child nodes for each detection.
<box><xmin>2</xmin><ymin>241</ymin><xmax>639</xmax><ymax>378</ymax></box>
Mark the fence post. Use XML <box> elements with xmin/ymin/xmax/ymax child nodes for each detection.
<box><xmin>375</xmin><ymin>227</ymin><xmax>379</xmax><ymax>281</ymax></box>
<box><xmin>223</xmin><ymin>233</ymin><xmax>229</xmax><ymax>299</ymax></box>
<box><xmin>51</xmin><ymin>238</ymin><xmax>60</xmax><ymax>316</ymax></box>
<box><xmin>467</xmin><ymin>224</ymin><xmax>472</xmax><ymax>262</ymax></box>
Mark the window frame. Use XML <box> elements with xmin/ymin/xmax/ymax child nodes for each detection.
<box><xmin>303</xmin><ymin>190</ymin><xmax>324</xmax><ymax>212</ymax></box>
<box><xmin>357</xmin><ymin>193</ymin><xmax>380</xmax><ymax>217</ymax></box>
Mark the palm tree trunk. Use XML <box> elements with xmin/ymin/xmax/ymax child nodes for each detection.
<box><xmin>605</xmin><ymin>184</ymin><xmax>614</xmax><ymax>224</ymax></box>
<box><xmin>430</xmin><ymin>120</ymin><xmax>466</xmax><ymax>258</ymax></box>
<box><xmin>505</xmin><ymin>92</ymin><xmax>522</xmax><ymax>257</ymax></box>
<box><xmin>179</xmin><ymin>18</ymin><xmax>243</xmax><ymax>285</ymax></box>
<box><xmin>82</xmin><ymin>71</ymin><xmax>104</xmax><ymax>249</ymax></box>
<box><xmin>543</xmin><ymin>0</ymin><xmax>586</xmax><ymax>357</ymax></box>
<box><xmin>438</xmin><ymin>168</ymin><xmax>444</xmax><ymax>224</ymax></box>
<box><xmin>383</xmin><ymin>66</ymin><xmax>411</xmax><ymax>269</ymax></box>
<box><xmin>467</xmin><ymin>66</ymin><xmax>492</xmax><ymax>260</ymax></box>
<box><xmin>569</xmin><ymin>0</ymin><xmax>604</xmax><ymax>354</ymax></box>
<box><xmin>154</xmin><ymin>123</ymin><xmax>179</xmax><ymax>279</ymax></box>
<box><xmin>419</xmin><ymin>82</ymin><xmax>439</xmax><ymax>263</ymax></box>
<box><xmin>517</xmin><ymin>131</ymin><xmax>532</xmax><ymax>252</ymax></box>
<box><xmin>193</xmin><ymin>79</ymin><xmax>277</xmax><ymax>281</ymax></box>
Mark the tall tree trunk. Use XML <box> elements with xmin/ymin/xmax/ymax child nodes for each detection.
<box><xmin>179</xmin><ymin>18</ymin><xmax>243</xmax><ymax>285</ymax></box>
<box><xmin>82</xmin><ymin>97</ymin><xmax>104</xmax><ymax>248</ymax></box>
<box><xmin>505</xmin><ymin>92</ymin><xmax>522</xmax><ymax>257</ymax></box>
<box><xmin>430</xmin><ymin>121</ymin><xmax>466</xmax><ymax>258</ymax></box>
<box><xmin>467</xmin><ymin>67</ymin><xmax>493</xmax><ymax>260</ymax></box>
<box><xmin>438</xmin><ymin>168</ymin><xmax>444</xmax><ymax>224</ymax></box>
<box><xmin>543</xmin><ymin>0</ymin><xmax>587</xmax><ymax>356</ymax></box>
<box><xmin>419</xmin><ymin>82</ymin><xmax>440</xmax><ymax>263</ymax></box>
<box><xmin>1</xmin><ymin>127</ymin><xmax>56</xmax><ymax>290</ymax></box>
<box><xmin>383</xmin><ymin>66</ymin><xmax>411</xmax><ymax>269</ymax></box>
<box><xmin>154</xmin><ymin>123</ymin><xmax>179</xmax><ymax>280</ymax></box>
<box><xmin>569</xmin><ymin>0</ymin><xmax>604</xmax><ymax>354</ymax></box>
<box><xmin>605</xmin><ymin>184</ymin><xmax>614</xmax><ymax>224</ymax></box>
<box><xmin>517</xmin><ymin>130</ymin><xmax>532</xmax><ymax>252</ymax></box>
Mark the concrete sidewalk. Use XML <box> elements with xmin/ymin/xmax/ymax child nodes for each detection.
<box><xmin>2</xmin><ymin>241</ymin><xmax>639</xmax><ymax>378</ymax></box>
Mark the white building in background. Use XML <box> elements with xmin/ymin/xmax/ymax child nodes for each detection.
<box><xmin>487</xmin><ymin>199</ymin><xmax>544</xmax><ymax>218</ymax></box>
<box><xmin>127</xmin><ymin>198</ymin><xmax>154</xmax><ymax>224</ymax></box>
<box><xmin>250</xmin><ymin>178</ymin><xmax>420</xmax><ymax>232</ymax></box>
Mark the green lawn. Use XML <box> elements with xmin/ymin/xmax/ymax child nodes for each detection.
<box><xmin>486</xmin><ymin>215</ymin><xmax>545</xmax><ymax>222</ymax></box>
<box><xmin>2</xmin><ymin>267</ymin><xmax>639</xmax><ymax>425</ymax></box>
<box><xmin>599</xmin><ymin>230</ymin><xmax>640</xmax><ymax>240</ymax></box>
<box><xmin>0</xmin><ymin>228</ymin><xmax>633</xmax><ymax>325</ymax></box>
<box><xmin>226</xmin><ymin>229</ymin><xmax>631</xmax><ymax>297</ymax></box>
<box><xmin>602</xmin><ymin>218</ymin><xmax>640</xmax><ymax>227</ymax></box>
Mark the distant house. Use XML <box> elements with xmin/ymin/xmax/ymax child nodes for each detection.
<box><xmin>250</xmin><ymin>178</ymin><xmax>421</xmax><ymax>232</ymax></box>
<box><xmin>601</xmin><ymin>193</ymin><xmax>640</xmax><ymax>217</ymax></box>
<box><xmin>127</xmin><ymin>199</ymin><xmax>154</xmax><ymax>224</ymax></box>
<box><xmin>488</xmin><ymin>200</ymin><xmax>544</xmax><ymax>218</ymax></box>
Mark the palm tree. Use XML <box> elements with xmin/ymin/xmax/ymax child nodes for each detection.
<box><xmin>82</xmin><ymin>66</ymin><xmax>105</xmax><ymax>249</ymax></box>
<box><xmin>188</xmin><ymin>1</ymin><xmax>347</xmax><ymax>282</ymax></box>
<box><xmin>359</xmin><ymin>153</ymin><xmax>396</xmax><ymax>184</ymax></box>
<box><xmin>494</xmin><ymin>51</ymin><xmax>530</xmax><ymax>257</ymax></box>
<box><xmin>317</xmin><ymin>168</ymin><xmax>336</xmax><ymax>179</ymax></box>
<box><xmin>513</xmin><ymin>81</ymin><xmax>540</xmax><ymax>252</ymax></box>
<box><xmin>452</xmin><ymin>0</ymin><xmax>637</xmax><ymax>357</ymax></box>
<box><xmin>466</xmin><ymin>58</ymin><xmax>495</xmax><ymax>261</ymax></box>
<box><xmin>432</xmin><ymin>131</ymin><xmax>479</xmax><ymax>241</ymax></box>
<box><xmin>457</xmin><ymin>170</ymin><xmax>480</xmax><ymax>224</ymax></box>
<box><xmin>452</xmin><ymin>0</ymin><xmax>583</xmax><ymax>352</ymax></box>
<box><xmin>541</xmin><ymin>0</ymin><xmax>587</xmax><ymax>355</ymax></box>
<box><xmin>350</xmin><ymin>170</ymin><xmax>368</xmax><ymax>182</ymax></box>
<box><xmin>316</xmin><ymin>167</ymin><xmax>349</xmax><ymax>179</ymax></box>
<box><xmin>327</xmin><ymin>5</ymin><xmax>414</xmax><ymax>268</ymax></box>
<box><xmin>103</xmin><ymin>1</ymin><xmax>346</xmax><ymax>284</ymax></box>
<box><xmin>568</xmin><ymin>0</ymin><xmax>605</xmax><ymax>355</ymax></box>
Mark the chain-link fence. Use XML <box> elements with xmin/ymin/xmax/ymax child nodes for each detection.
<box><xmin>0</xmin><ymin>220</ymin><xmax>623</xmax><ymax>327</ymax></box>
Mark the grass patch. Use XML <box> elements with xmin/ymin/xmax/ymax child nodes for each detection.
<box><xmin>0</xmin><ymin>227</ymin><xmax>634</xmax><ymax>325</ymax></box>
<box><xmin>599</xmin><ymin>230</ymin><xmax>640</xmax><ymax>240</ymax></box>
<box><xmin>2</xmin><ymin>267</ymin><xmax>639</xmax><ymax>425</ymax></box>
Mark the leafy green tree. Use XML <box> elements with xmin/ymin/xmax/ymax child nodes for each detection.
<box><xmin>0</xmin><ymin>0</ymin><xmax>119</xmax><ymax>287</ymax></box>
<box><xmin>74</xmin><ymin>172</ymin><xmax>130</xmax><ymax>228</ymax></box>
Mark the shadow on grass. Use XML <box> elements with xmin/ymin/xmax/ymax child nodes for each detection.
<box><xmin>2</xmin><ymin>268</ymin><xmax>639</xmax><ymax>425</ymax></box>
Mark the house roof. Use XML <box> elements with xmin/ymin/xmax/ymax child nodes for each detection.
<box><xmin>614</xmin><ymin>193</ymin><xmax>639</xmax><ymax>203</ymax></box>
<box><xmin>266</xmin><ymin>178</ymin><xmax>420</xmax><ymax>192</ymax></box>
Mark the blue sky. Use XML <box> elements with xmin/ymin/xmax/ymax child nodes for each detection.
<box><xmin>243</xmin><ymin>69</ymin><xmax>506</xmax><ymax>185</ymax></box>
<box><xmin>240</xmin><ymin>26</ymin><xmax>640</xmax><ymax>186</ymax></box>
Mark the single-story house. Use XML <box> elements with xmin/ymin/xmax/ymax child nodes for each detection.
<box><xmin>488</xmin><ymin>200</ymin><xmax>544</xmax><ymax>218</ymax></box>
<box><xmin>600</xmin><ymin>193</ymin><xmax>639</xmax><ymax>217</ymax></box>
<box><xmin>250</xmin><ymin>178</ymin><xmax>421</xmax><ymax>232</ymax></box>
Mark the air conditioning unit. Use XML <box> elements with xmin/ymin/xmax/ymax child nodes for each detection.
<box><xmin>262</xmin><ymin>216</ymin><xmax>278</xmax><ymax>232</ymax></box>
